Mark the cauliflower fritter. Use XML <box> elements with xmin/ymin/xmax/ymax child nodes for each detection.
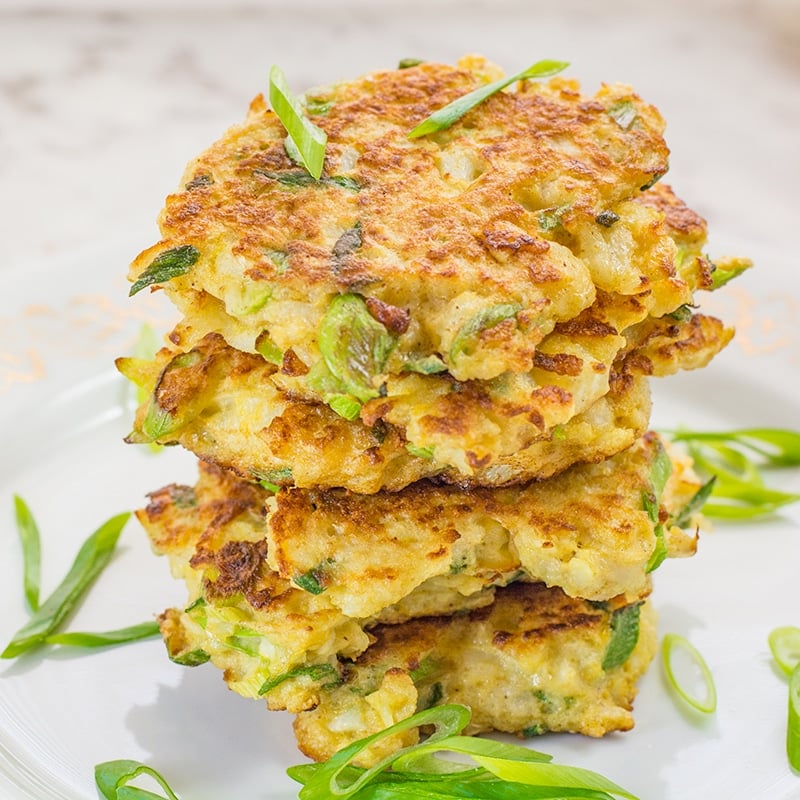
<box><xmin>294</xmin><ymin>583</ymin><xmax>658</xmax><ymax>764</ymax></box>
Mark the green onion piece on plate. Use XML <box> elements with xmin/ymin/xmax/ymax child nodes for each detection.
<box><xmin>95</xmin><ymin>759</ymin><xmax>181</xmax><ymax>800</ymax></box>
<box><xmin>44</xmin><ymin>620</ymin><xmax>160</xmax><ymax>649</ymax></box>
<box><xmin>290</xmin><ymin>703</ymin><xmax>639</xmax><ymax>800</ymax></box>
<box><xmin>408</xmin><ymin>59</ymin><xmax>568</xmax><ymax>139</ymax></box>
<box><xmin>1</xmin><ymin>512</ymin><xmax>130</xmax><ymax>659</ymax></box>
<box><xmin>269</xmin><ymin>65</ymin><xmax>327</xmax><ymax>180</ymax></box>
<box><xmin>788</xmin><ymin>665</ymin><xmax>800</xmax><ymax>772</ymax></box>
<box><xmin>769</xmin><ymin>626</ymin><xmax>800</xmax><ymax>678</ymax></box>
<box><xmin>129</xmin><ymin>245</ymin><xmax>199</xmax><ymax>297</ymax></box>
<box><xmin>14</xmin><ymin>495</ymin><xmax>41</xmax><ymax>612</ymax></box>
<box><xmin>661</xmin><ymin>633</ymin><xmax>717</xmax><ymax>714</ymax></box>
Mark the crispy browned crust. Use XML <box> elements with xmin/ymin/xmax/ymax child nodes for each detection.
<box><xmin>265</xmin><ymin>433</ymin><xmax>700</xmax><ymax>615</ymax></box>
<box><xmin>293</xmin><ymin>583</ymin><xmax>658</xmax><ymax>763</ymax></box>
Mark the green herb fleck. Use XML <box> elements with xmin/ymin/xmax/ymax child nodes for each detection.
<box><xmin>406</xmin><ymin>443</ymin><xmax>435</xmax><ymax>460</ymax></box>
<box><xmin>95</xmin><ymin>759</ymin><xmax>181</xmax><ymax>800</ymax></box>
<box><xmin>294</xmin><ymin>563</ymin><xmax>332</xmax><ymax>595</ymax></box>
<box><xmin>409</xmin><ymin>59</ymin><xmax>569</xmax><ymax>138</ymax></box>
<box><xmin>602</xmin><ymin>603</ymin><xmax>641</xmax><ymax>671</ymax></box>
<box><xmin>538</xmin><ymin>204</ymin><xmax>571</xmax><ymax>232</ymax></box>
<box><xmin>129</xmin><ymin>245</ymin><xmax>200</xmax><ymax>297</ymax></box>
<box><xmin>304</xmin><ymin>96</ymin><xmax>333</xmax><ymax>115</ymax></box>
<box><xmin>402</xmin><ymin>354</ymin><xmax>448</xmax><ymax>374</ymax></box>
<box><xmin>667</xmin><ymin>304</ymin><xmax>694</xmax><ymax>322</ymax></box>
<box><xmin>255</xmin><ymin>330</ymin><xmax>284</xmax><ymax>365</ymax></box>
<box><xmin>265</xmin><ymin>248</ymin><xmax>290</xmax><ymax>273</ymax></box>
<box><xmin>2</xmin><ymin>512</ymin><xmax>130</xmax><ymax>659</ymax></box>
<box><xmin>169</xmin><ymin>647</ymin><xmax>210</xmax><ymax>667</ymax></box>
<box><xmin>450</xmin><ymin>303</ymin><xmax>521</xmax><ymax>361</ymax></box>
<box><xmin>45</xmin><ymin>621</ymin><xmax>160</xmax><ymax>649</ymax></box>
<box><xmin>269</xmin><ymin>65</ymin><xmax>327</xmax><ymax>180</ymax></box>
<box><xmin>608</xmin><ymin>99</ymin><xmax>637</xmax><ymax>130</ymax></box>
<box><xmin>14</xmin><ymin>495</ymin><xmax>41</xmax><ymax>612</ymax></box>
<box><xmin>398</xmin><ymin>58</ymin><xmax>424</xmax><ymax>69</ymax></box>
<box><xmin>709</xmin><ymin>256</ymin><xmax>752</xmax><ymax>290</ymax></box>
<box><xmin>316</xmin><ymin>293</ymin><xmax>397</xmax><ymax>405</ymax></box>
<box><xmin>259</xmin><ymin>663</ymin><xmax>340</xmax><ymax>696</ymax></box>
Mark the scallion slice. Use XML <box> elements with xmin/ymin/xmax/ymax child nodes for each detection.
<box><xmin>1</xmin><ymin>512</ymin><xmax>130</xmax><ymax>659</ymax></box>
<box><xmin>269</xmin><ymin>65</ymin><xmax>327</xmax><ymax>180</ymax></box>
<box><xmin>44</xmin><ymin>620</ymin><xmax>160</xmax><ymax>649</ymax></box>
<box><xmin>14</xmin><ymin>495</ymin><xmax>41</xmax><ymax>612</ymax></box>
<box><xmin>95</xmin><ymin>759</ymin><xmax>181</xmax><ymax>800</ymax></box>
<box><xmin>789</xmin><ymin>665</ymin><xmax>800</xmax><ymax>772</ymax></box>
<box><xmin>661</xmin><ymin>633</ymin><xmax>717</xmax><ymax>714</ymax></box>
<box><xmin>768</xmin><ymin>626</ymin><xmax>800</xmax><ymax>677</ymax></box>
<box><xmin>291</xmin><ymin>704</ymin><xmax>638</xmax><ymax>800</ymax></box>
<box><xmin>408</xmin><ymin>60</ymin><xmax>568</xmax><ymax>139</ymax></box>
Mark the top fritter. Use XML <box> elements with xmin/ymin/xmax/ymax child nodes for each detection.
<box><xmin>128</xmin><ymin>56</ymin><xmax>719</xmax><ymax>427</ymax></box>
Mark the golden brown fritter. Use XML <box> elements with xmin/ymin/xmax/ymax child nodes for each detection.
<box><xmin>293</xmin><ymin>583</ymin><xmax>658</xmax><ymax>764</ymax></box>
<box><xmin>266</xmin><ymin>433</ymin><xmax>700</xmax><ymax>615</ymax></box>
<box><xmin>127</xmin><ymin>56</ymin><xmax>720</xmax><ymax>430</ymax></box>
<box><xmin>138</xmin><ymin>432</ymin><xmax>698</xmax><ymax>715</ymax></box>
<box><xmin>118</xmin><ymin>294</ymin><xmax>728</xmax><ymax>490</ymax></box>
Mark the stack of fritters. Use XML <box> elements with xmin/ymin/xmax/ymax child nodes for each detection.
<box><xmin>121</xmin><ymin>56</ymin><xmax>741</xmax><ymax>762</ymax></box>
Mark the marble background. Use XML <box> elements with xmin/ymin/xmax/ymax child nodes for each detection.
<box><xmin>2</xmin><ymin>0</ymin><xmax>799</xmax><ymax>272</ymax></box>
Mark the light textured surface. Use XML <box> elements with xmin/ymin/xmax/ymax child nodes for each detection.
<box><xmin>2</xmin><ymin>0</ymin><xmax>799</xmax><ymax>272</ymax></box>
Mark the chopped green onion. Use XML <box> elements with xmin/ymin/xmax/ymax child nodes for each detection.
<box><xmin>2</xmin><ymin>512</ymin><xmax>130</xmax><ymax>659</ymax></box>
<box><xmin>269</xmin><ymin>65</ymin><xmax>327</xmax><ymax>180</ymax></box>
<box><xmin>450</xmin><ymin>304</ymin><xmax>521</xmax><ymax>361</ymax></box>
<box><xmin>289</xmin><ymin>704</ymin><xmax>638</xmax><ymax>800</ymax></box>
<box><xmin>538</xmin><ymin>204</ymin><xmax>571</xmax><ymax>233</ymax></box>
<box><xmin>402</xmin><ymin>354</ymin><xmax>448</xmax><ymax>374</ymax></box>
<box><xmin>44</xmin><ymin>621</ymin><xmax>160</xmax><ymax>649</ymax></box>
<box><xmin>14</xmin><ymin>495</ymin><xmax>41</xmax><ymax>612</ymax></box>
<box><xmin>408</xmin><ymin>60</ymin><xmax>568</xmax><ymax>139</ymax></box>
<box><xmin>317</xmin><ymin>293</ymin><xmax>396</xmax><ymax>404</ymax></box>
<box><xmin>95</xmin><ymin>759</ymin><xmax>181</xmax><ymax>800</ymax></box>
<box><xmin>643</xmin><ymin>440</ymin><xmax>672</xmax><ymax>573</ymax></box>
<box><xmin>259</xmin><ymin>663</ymin><xmax>339</xmax><ymax>696</ymax></box>
<box><xmin>601</xmin><ymin>604</ymin><xmax>641</xmax><ymax>671</ymax></box>
<box><xmin>668</xmin><ymin>428</ymin><xmax>800</xmax><ymax>467</ymax></box>
<box><xmin>129</xmin><ymin>245</ymin><xmax>199</xmax><ymax>297</ymax></box>
<box><xmin>294</xmin><ymin>565</ymin><xmax>329</xmax><ymax>595</ymax></box>
<box><xmin>661</xmin><ymin>633</ymin><xmax>717</xmax><ymax>714</ymax></box>
<box><xmin>769</xmin><ymin>627</ymin><xmax>800</xmax><ymax>677</ymax></box>
<box><xmin>663</xmin><ymin>428</ymin><xmax>800</xmax><ymax>519</ymax></box>
<box><xmin>607</xmin><ymin>100</ymin><xmax>637</xmax><ymax>130</ymax></box>
<box><xmin>406</xmin><ymin>443</ymin><xmax>435</xmax><ymax>460</ymax></box>
<box><xmin>168</xmin><ymin>648</ymin><xmax>210</xmax><ymax>667</ymax></box>
<box><xmin>398</xmin><ymin>58</ymin><xmax>424</xmax><ymax>69</ymax></box>
<box><xmin>788</xmin><ymin>665</ymin><xmax>800</xmax><ymax>772</ymax></box>
<box><xmin>709</xmin><ymin>256</ymin><xmax>752</xmax><ymax>290</ymax></box>
<box><xmin>671</xmin><ymin>477</ymin><xmax>716</xmax><ymax>529</ymax></box>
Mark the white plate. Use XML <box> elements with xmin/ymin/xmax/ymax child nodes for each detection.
<box><xmin>0</xmin><ymin>239</ymin><xmax>798</xmax><ymax>800</ymax></box>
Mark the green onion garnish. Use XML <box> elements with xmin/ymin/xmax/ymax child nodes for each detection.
<box><xmin>269</xmin><ymin>65</ymin><xmax>327</xmax><ymax>180</ymax></box>
<box><xmin>44</xmin><ymin>621</ymin><xmax>160</xmax><ymax>649</ymax></box>
<box><xmin>664</xmin><ymin>428</ymin><xmax>800</xmax><ymax>519</ymax></box>
<box><xmin>95</xmin><ymin>759</ymin><xmax>181</xmax><ymax>800</ymax></box>
<box><xmin>129</xmin><ymin>245</ymin><xmax>199</xmax><ymax>297</ymax></box>
<box><xmin>602</xmin><ymin>604</ymin><xmax>641</xmax><ymax>671</ymax></box>
<box><xmin>769</xmin><ymin>626</ymin><xmax>800</xmax><ymax>677</ymax></box>
<box><xmin>290</xmin><ymin>703</ymin><xmax>638</xmax><ymax>800</ymax></box>
<box><xmin>661</xmin><ymin>633</ymin><xmax>717</xmax><ymax>714</ymax></box>
<box><xmin>2</xmin><ymin>512</ymin><xmax>130</xmax><ymax>659</ymax></box>
<box><xmin>789</xmin><ymin>664</ymin><xmax>800</xmax><ymax>772</ymax></box>
<box><xmin>14</xmin><ymin>495</ymin><xmax>41</xmax><ymax>612</ymax></box>
<box><xmin>408</xmin><ymin>59</ymin><xmax>569</xmax><ymax>139</ymax></box>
